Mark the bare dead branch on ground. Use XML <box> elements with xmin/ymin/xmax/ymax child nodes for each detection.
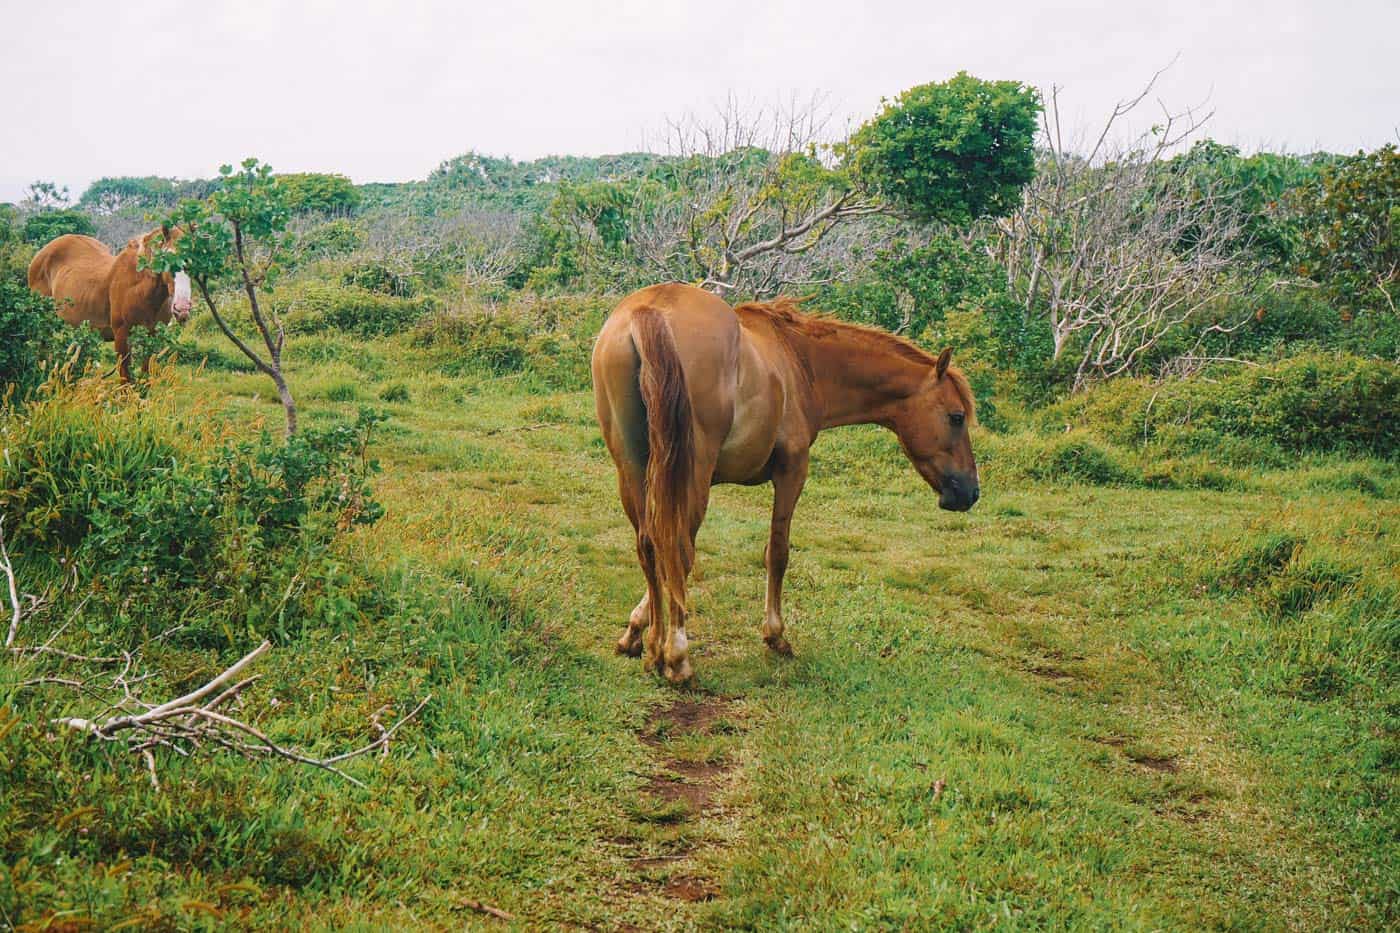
<box><xmin>3</xmin><ymin>529</ymin><xmax>430</xmax><ymax>789</ymax></box>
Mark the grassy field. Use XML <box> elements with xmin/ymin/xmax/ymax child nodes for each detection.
<box><xmin>2</xmin><ymin>319</ymin><xmax>1397</xmax><ymax>930</ymax></box>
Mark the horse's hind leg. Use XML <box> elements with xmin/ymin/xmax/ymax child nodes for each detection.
<box><xmin>113</xmin><ymin>323</ymin><xmax>133</xmax><ymax>383</ymax></box>
<box><xmin>659</xmin><ymin>452</ymin><xmax>718</xmax><ymax>685</ymax></box>
<box><xmin>613</xmin><ymin>466</ymin><xmax>664</xmax><ymax>663</ymax></box>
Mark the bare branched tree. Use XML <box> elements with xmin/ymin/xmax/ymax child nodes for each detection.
<box><xmin>991</xmin><ymin>67</ymin><xmax>1255</xmax><ymax>389</ymax></box>
<box><xmin>630</xmin><ymin>95</ymin><xmax>883</xmax><ymax>298</ymax></box>
<box><xmin>353</xmin><ymin>208</ymin><xmax>526</xmax><ymax>294</ymax></box>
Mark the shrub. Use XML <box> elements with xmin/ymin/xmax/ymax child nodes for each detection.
<box><xmin>1043</xmin><ymin>353</ymin><xmax>1400</xmax><ymax>459</ymax></box>
<box><xmin>22</xmin><ymin>209</ymin><xmax>96</xmax><ymax>245</ymax></box>
<box><xmin>0</xmin><ymin>379</ymin><xmax>385</xmax><ymax>643</ymax></box>
<box><xmin>297</xmin><ymin>218</ymin><xmax>365</xmax><ymax>259</ymax></box>
<box><xmin>276</xmin><ymin>172</ymin><xmax>360</xmax><ymax>215</ymax></box>
<box><xmin>412</xmin><ymin>295</ymin><xmax>604</xmax><ymax>389</ymax></box>
<box><xmin>284</xmin><ymin>283</ymin><xmax>436</xmax><ymax>338</ymax></box>
<box><xmin>342</xmin><ymin>259</ymin><xmax>416</xmax><ymax>297</ymax></box>
<box><xmin>977</xmin><ymin>430</ymin><xmax>1141</xmax><ymax>487</ymax></box>
<box><xmin>1015</xmin><ymin>434</ymin><xmax>1138</xmax><ymax>485</ymax></box>
<box><xmin>0</xmin><ymin>277</ymin><xmax>104</xmax><ymax>398</ymax></box>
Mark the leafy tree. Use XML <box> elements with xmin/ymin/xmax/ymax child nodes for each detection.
<box><xmin>21</xmin><ymin>181</ymin><xmax>71</xmax><ymax>211</ymax></box>
<box><xmin>78</xmin><ymin>176</ymin><xmax>180</xmax><ymax>215</ymax></box>
<box><xmin>148</xmin><ymin>159</ymin><xmax>300</xmax><ymax>435</ymax></box>
<box><xmin>276</xmin><ymin>173</ymin><xmax>360</xmax><ymax>215</ymax></box>
<box><xmin>1169</xmin><ymin>141</ymin><xmax>1333</xmax><ymax>268</ymax></box>
<box><xmin>848</xmin><ymin>72</ymin><xmax>1041</xmax><ymax>225</ymax></box>
<box><xmin>1290</xmin><ymin>144</ymin><xmax>1398</xmax><ymax>319</ymax></box>
<box><xmin>22</xmin><ymin>210</ymin><xmax>96</xmax><ymax>245</ymax></box>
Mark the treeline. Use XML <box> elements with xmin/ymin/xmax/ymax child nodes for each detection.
<box><xmin>5</xmin><ymin>73</ymin><xmax>1397</xmax><ymax>408</ymax></box>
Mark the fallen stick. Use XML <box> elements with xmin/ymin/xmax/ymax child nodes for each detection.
<box><xmin>459</xmin><ymin>900</ymin><xmax>514</xmax><ymax>921</ymax></box>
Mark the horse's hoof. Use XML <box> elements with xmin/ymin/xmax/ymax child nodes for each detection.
<box><xmin>663</xmin><ymin>658</ymin><xmax>694</xmax><ymax>686</ymax></box>
<box><xmin>615</xmin><ymin>635</ymin><xmax>644</xmax><ymax>658</ymax></box>
<box><xmin>765</xmin><ymin>634</ymin><xmax>794</xmax><ymax>657</ymax></box>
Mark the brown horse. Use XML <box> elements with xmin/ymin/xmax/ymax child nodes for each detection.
<box><xmin>592</xmin><ymin>283</ymin><xmax>979</xmax><ymax>684</ymax></box>
<box><xmin>27</xmin><ymin>227</ymin><xmax>192</xmax><ymax>381</ymax></box>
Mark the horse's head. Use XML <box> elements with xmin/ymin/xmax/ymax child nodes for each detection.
<box><xmin>137</xmin><ymin>225</ymin><xmax>192</xmax><ymax>323</ymax></box>
<box><xmin>891</xmin><ymin>348</ymin><xmax>980</xmax><ymax>512</ymax></box>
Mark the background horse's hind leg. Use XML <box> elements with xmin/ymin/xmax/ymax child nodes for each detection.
<box><xmin>762</xmin><ymin>452</ymin><xmax>809</xmax><ymax>656</ymax></box>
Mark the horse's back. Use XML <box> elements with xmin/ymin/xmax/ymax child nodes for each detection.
<box><xmin>28</xmin><ymin>235</ymin><xmax>114</xmax><ymax>327</ymax></box>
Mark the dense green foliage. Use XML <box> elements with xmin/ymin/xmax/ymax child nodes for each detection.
<box><xmin>0</xmin><ymin>380</ymin><xmax>383</xmax><ymax>644</ymax></box>
<box><xmin>277</xmin><ymin>172</ymin><xmax>361</xmax><ymax>215</ymax></box>
<box><xmin>1042</xmin><ymin>352</ymin><xmax>1400</xmax><ymax>458</ymax></box>
<box><xmin>0</xmin><ymin>278</ymin><xmax>102</xmax><ymax>398</ymax></box>
<box><xmin>1291</xmin><ymin>144</ymin><xmax>1398</xmax><ymax>317</ymax></box>
<box><xmin>22</xmin><ymin>208</ymin><xmax>96</xmax><ymax>245</ymax></box>
<box><xmin>849</xmin><ymin>72</ymin><xmax>1041</xmax><ymax>223</ymax></box>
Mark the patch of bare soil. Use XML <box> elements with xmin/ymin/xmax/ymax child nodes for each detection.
<box><xmin>663</xmin><ymin>876</ymin><xmax>721</xmax><ymax>902</ymax></box>
<box><xmin>615</xmin><ymin>695</ymin><xmax>741</xmax><ymax>905</ymax></box>
<box><xmin>638</xmin><ymin>697</ymin><xmax>733</xmax><ymax>747</ymax></box>
<box><xmin>1127</xmin><ymin>751</ymin><xmax>1180</xmax><ymax>773</ymax></box>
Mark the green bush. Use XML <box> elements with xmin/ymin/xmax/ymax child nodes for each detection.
<box><xmin>412</xmin><ymin>296</ymin><xmax>604</xmax><ymax>389</ymax></box>
<box><xmin>1043</xmin><ymin>353</ymin><xmax>1400</xmax><ymax>459</ymax></box>
<box><xmin>22</xmin><ymin>209</ymin><xmax>97</xmax><ymax>245</ymax></box>
<box><xmin>284</xmin><ymin>283</ymin><xmax>436</xmax><ymax>338</ymax></box>
<box><xmin>977</xmin><ymin>430</ymin><xmax>1141</xmax><ymax>487</ymax></box>
<box><xmin>297</xmin><ymin>218</ymin><xmax>365</xmax><ymax>259</ymax></box>
<box><xmin>1027</xmin><ymin>435</ymin><xmax>1141</xmax><ymax>486</ymax></box>
<box><xmin>341</xmin><ymin>260</ymin><xmax>416</xmax><ymax>297</ymax></box>
<box><xmin>0</xmin><ymin>381</ymin><xmax>384</xmax><ymax>643</ymax></box>
<box><xmin>0</xmin><ymin>277</ymin><xmax>104</xmax><ymax>398</ymax></box>
<box><xmin>276</xmin><ymin>172</ymin><xmax>360</xmax><ymax>215</ymax></box>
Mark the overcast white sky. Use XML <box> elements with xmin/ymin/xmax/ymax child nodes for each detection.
<box><xmin>2</xmin><ymin>0</ymin><xmax>1396</xmax><ymax>203</ymax></box>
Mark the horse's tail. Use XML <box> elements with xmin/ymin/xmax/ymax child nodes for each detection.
<box><xmin>630</xmin><ymin>306</ymin><xmax>695</xmax><ymax>610</ymax></box>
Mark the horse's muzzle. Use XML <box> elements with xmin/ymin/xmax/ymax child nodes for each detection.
<box><xmin>938</xmin><ymin>472</ymin><xmax>980</xmax><ymax>512</ymax></box>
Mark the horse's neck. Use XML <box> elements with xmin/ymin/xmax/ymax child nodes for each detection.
<box><xmin>792</xmin><ymin>330</ymin><xmax>929</xmax><ymax>430</ymax></box>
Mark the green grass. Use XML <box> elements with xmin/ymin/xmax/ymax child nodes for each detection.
<box><xmin>2</xmin><ymin>326</ymin><xmax>1396</xmax><ymax>929</ymax></box>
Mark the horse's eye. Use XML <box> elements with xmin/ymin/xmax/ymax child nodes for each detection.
<box><xmin>949</xmin><ymin>411</ymin><xmax>966</xmax><ymax>427</ymax></box>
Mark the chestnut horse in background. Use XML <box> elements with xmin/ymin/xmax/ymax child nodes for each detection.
<box><xmin>27</xmin><ymin>226</ymin><xmax>192</xmax><ymax>381</ymax></box>
<box><xmin>592</xmin><ymin>283</ymin><xmax>979</xmax><ymax>684</ymax></box>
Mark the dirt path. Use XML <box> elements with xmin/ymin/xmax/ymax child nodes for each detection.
<box><xmin>607</xmin><ymin>694</ymin><xmax>744</xmax><ymax>925</ymax></box>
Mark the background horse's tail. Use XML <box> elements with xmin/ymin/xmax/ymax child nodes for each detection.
<box><xmin>630</xmin><ymin>306</ymin><xmax>695</xmax><ymax>610</ymax></box>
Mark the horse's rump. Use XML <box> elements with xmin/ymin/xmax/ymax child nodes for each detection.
<box><xmin>27</xmin><ymin>235</ymin><xmax>116</xmax><ymax>327</ymax></box>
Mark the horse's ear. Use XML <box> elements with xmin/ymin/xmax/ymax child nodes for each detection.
<box><xmin>935</xmin><ymin>347</ymin><xmax>952</xmax><ymax>380</ymax></box>
<box><xmin>161</xmin><ymin>223</ymin><xmax>172</xmax><ymax>243</ymax></box>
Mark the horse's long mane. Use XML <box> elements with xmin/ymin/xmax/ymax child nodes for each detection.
<box><xmin>734</xmin><ymin>296</ymin><xmax>977</xmax><ymax>422</ymax></box>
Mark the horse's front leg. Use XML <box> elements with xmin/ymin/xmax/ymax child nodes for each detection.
<box><xmin>762</xmin><ymin>453</ymin><xmax>809</xmax><ymax>656</ymax></box>
<box><xmin>113</xmin><ymin>323</ymin><xmax>133</xmax><ymax>383</ymax></box>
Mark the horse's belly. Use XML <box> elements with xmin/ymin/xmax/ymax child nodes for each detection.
<box><xmin>51</xmin><ymin>273</ymin><xmax>109</xmax><ymax>328</ymax></box>
<box><xmin>713</xmin><ymin>369</ymin><xmax>782</xmax><ymax>484</ymax></box>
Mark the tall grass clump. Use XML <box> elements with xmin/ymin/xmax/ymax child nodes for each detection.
<box><xmin>411</xmin><ymin>294</ymin><xmax>609</xmax><ymax>389</ymax></box>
